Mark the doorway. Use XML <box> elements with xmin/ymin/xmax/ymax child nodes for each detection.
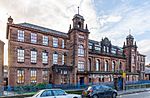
<box><xmin>80</xmin><ymin>77</ymin><xmax>84</xmax><ymax>85</ymax></box>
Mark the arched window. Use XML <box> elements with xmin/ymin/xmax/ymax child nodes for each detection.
<box><xmin>62</xmin><ymin>54</ymin><xmax>64</xmax><ymax>65</ymax></box>
<box><xmin>78</xmin><ymin>45</ymin><xmax>84</xmax><ymax>56</ymax></box>
<box><xmin>119</xmin><ymin>62</ymin><xmax>122</xmax><ymax>70</ymax></box>
<box><xmin>96</xmin><ymin>59</ymin><xmax>100</xmax><ymax>71</ymax></box>
<box><xmin>88</xmin><ymin>58</ymin><xmax>92</xmax><ymax>71</ymax></box>
<box><xmin>104</xmin><ymin>46</ymin><xmax>106</xmax><ymax>52</ymax></box>
<box><xmin>105</xmin><ymin>60</ymin><xmax>109</xmax><ymax>71</ymax></box>
<box><xmin>112</xmin><ymin>61</ymin><xmax>115</xmax><ymax>71</ymax></box>
<box><xmin>78</xmin><ymin>22</ymin><xmax>81</xmax><ymax>28</ymax></box>
<box><xmin>107</xmin><ymin>47</ymin><xmax>109</xmax><ymax>53</ymax></box>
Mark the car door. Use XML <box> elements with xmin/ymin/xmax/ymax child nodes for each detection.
<box><xmin>103</xmin><ymin>86</ymin><xmax>112</xmax><ymax>98</ymax></box>
<box><xmin>96</xmin><ymin>86</ymin><xmax>105</xmax><ymax>98</ymax></box>
<box><xmin>98</xmin><ymin>87</ymin><xmax>107</xmax><ymax>98</ymax></box>
<box><xmin>39</xmin><ymin>90</ymin><xmax>55</xmax><ymax>98</ymax></box>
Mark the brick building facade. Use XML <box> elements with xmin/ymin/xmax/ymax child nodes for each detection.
<box><xmin>6</xmin><ymin>14</ymin><xmax>145</xmax><ymax>86</ymax></box>
<box><xmin>0</xmin><ymin>40</ymin><xmax>4</xmax><ymax>95</ymax></box>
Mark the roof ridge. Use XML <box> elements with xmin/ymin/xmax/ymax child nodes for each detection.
<box><xmin>17</xmin><ymin>22</ymin><xmax>68</xmax><ymax>37</ymax></box>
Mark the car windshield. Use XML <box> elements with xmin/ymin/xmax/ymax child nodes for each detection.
<box><xmin>32</xmin><ymin>90</ymin><xmax>42</xmax><ymax>97</ymax></box>
<box><xmin>40</xmin><ymin>90</ymin><xmax>53</xmax><ymax>97</ymax></box>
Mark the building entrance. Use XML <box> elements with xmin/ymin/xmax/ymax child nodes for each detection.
<box><xmin>80</xmin><ymin>77</ymin><xmax>84</xmax><ymax>85</ymax></box>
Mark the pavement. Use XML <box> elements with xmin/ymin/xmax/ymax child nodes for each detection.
<box><xmin>118</xmin><ymin>88</ymin><xmax>150</xmax><ymax>96</ymax></box>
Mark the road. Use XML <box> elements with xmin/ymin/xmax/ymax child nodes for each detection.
<box><xmin>117</xmin><ymin>91</ymin><xmax>150</xmax><ymax>98</ymax></box>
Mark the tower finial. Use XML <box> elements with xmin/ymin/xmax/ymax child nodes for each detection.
<box><xmin>8</xmin><ymin>16</ymin><xmax>13</xmax><ymax>24</ymax></box>
<box><xmin>78</xmin><ymin>6</ymin><xmax>79</xmax><ymax>14</ymax></box>
<box><xmin>129</xmin><ymin>29</ymin><xmax>131</xmax><ymax>35</ymax></box>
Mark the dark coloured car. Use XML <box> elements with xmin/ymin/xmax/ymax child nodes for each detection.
<box><xmin>82</xmin><ymin>85</ymin><xmax>117</xmax><ymax>98</ymax></box>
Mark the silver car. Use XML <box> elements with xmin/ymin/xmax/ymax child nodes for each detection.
<box><xmin>26</xmin><ymin>89</ymin><xmax>81</xmax><ymax>98</ymax></box>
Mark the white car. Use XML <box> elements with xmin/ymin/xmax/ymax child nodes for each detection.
<box><xmin>26</xmin><ymin>89</ymin><xmax>81</xmax><ymax>98</ymax></box>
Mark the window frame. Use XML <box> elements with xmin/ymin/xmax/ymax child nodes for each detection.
<box><xmin>31</xmin><ymin>33</ymin><xmax>37</xmax><ymax>43</ymax></box>
<box><xmin>62</xmin><ymin>54</ymin><xmax>64</xmax><ymax>65</ymax></box>
<box><xmin>17</xmin><ymin>48</ymin><xmax>24</xmax><ymax>62</ymax></box>
<box><xmin>53</xmin><ymin>37</ymin><xmax>58</xmax><ymax>48</ymax></box>
<box><xmin>42</xmin><ymin>51</ymin><xmax>48</xmax><ymax>64</ymax></box>
<box><xmin>43</xmin><ymin>36</ymin><xmax>49</xmax><ymax>46</ymax></box>
<box><xmin>105</xmin><ymin>61</ymin><xmax>109</xmax><ymax>71</ymax></box>
<box><xmin>62</xmin><ymin>39</ymin><xmax>64</xmax><ymax>48</ymax></box>
<box><xmin>112</xmin><ymin>61</ymin><xmax>115</xmax><ymax>72</ymax></box>
<box><xmin>96</xmin><ymin>59</ymin><xmax>100</xmax><ymax>71</ymax></box>
<box><xmin>78</xmin><ymin>44</ymin><xmax>84</xmax><ymax>56</ymax></box>
<box><xmin>17</xmin><ymin>69</ymin><xmax>24</xmax><ymax>84</ymax></box>
<box><xmin>42</xmin><ymin>70</ymin><xmax>48</xmax><ymax>82</ymax></box>
<box><xmin>30</xmin><ymin>69</ymin><xmax>37</xmax><ymax>84</ymax></box>
<box><xmin>17</xmin><ymin>30</ymin><xmax>24</xmax><ymax>42</ymax></box>
<box><xmin>78</xmin><ymin>61</ymin><xmax>84</xmax><ymax>71</ymax></box>
<box><xmin>53</xmin><ymin>52</ymin><xmax>58</xmax><ymax>64</ymax></box>
<box><xmin>31</xmin><ymin>50</ymin><xmax>37</xmax><ymax>63</ymax></box>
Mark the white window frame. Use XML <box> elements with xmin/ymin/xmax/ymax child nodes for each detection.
<box><xmin>78</xmin><ymin>61</ymin><xmax>84</xmax><ymax>71</ymax></box>
<box><xmin>42</xmin><ymin>52</ymin><xmax>48</xmax><ymax>64</ymax></box>
<box><xmin>78</xmin><ymin>45</ymin><xmax>84</xmax><ymax>56</ymax></box>
<box><xmin>31</xmin><ymin>33</ymin><xmax>37</xmax><ymax>43</ymax></box>
<box><xmin>96</xmin><ymin>60</ymin><xmax>100</xmax><ymax>71</ymax></box>
<box><xmin>31</xmin><ymin>50</ymin><xmax>37</xmax><ymax>63</ymax></box>
<box><xmin>18</xmin><ymin>30</ymin><xmax>24</xmax><ymax>42</ymax></box>
<box><xmin>53</xmin><ymin>53</ymin><xmax>58</xmax><ymax>64</ymax></box>
<box><xmin>105</xmin><ymin>61</ymin><xmax>108</xmax><ymax>71</ymax></box>
<box><xmin>30</xmin><ymin>69</ymin><xmax>37</xmax><ymax>83</ymax></box>
<box><xmin>17</xmin><ymin>69</ymin><xmax>24</xmax><ymax>83</ymax></box>
<box><xmin>62</xmin><ymin>39</ymin><xmax>64</xmax><ymax>48</ymax></box>
<box><xmin>43</xmin><ymin>36</ymin><xmax>48</xmax><ymax>46</ymax></box>
<box><xmin>53</xmin><ymin>37</ymin><xmax>58</xmax><ymax>48</ymax></box>
<box><xmin>62</xmin><ymin>54</ymin><xmax>64</xmax><ymax>65</ymax></box>
<box><xmin>17</xmin><ymin>49</ymin><xmax>24</xmax><ymax>62</ymax></box>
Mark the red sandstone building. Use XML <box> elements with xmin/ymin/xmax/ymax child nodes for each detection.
<box><xmin>6</xmin><ymin>13</ymin><xmax>145</xmax><ymax>86</ymax></box>
<box><xmin>0</xmin><ymin>40</ymin><xmax>4</xmax><ymax>95</ymax></box>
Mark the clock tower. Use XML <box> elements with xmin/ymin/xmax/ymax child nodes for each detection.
<box><xmin>68</xmin><ymin>7</ymin><xmax>90</xmax><ymax>84</ymax></box>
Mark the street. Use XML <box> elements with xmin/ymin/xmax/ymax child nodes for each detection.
<box><xmin>118</xmin><ymin>91</ymin><xmax>150</xmax><ymax>98</ymax></box>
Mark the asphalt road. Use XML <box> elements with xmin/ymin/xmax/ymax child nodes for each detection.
<box><xmin>117</xmin><ymin>91</ymin><xmax>150</xmax><ymax>98</ymax></box>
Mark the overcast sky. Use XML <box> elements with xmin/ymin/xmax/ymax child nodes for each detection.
<box><xmin>0</xmin><ymin>0</ymin><xmax>150</xmax><ymax>65</ymax></box>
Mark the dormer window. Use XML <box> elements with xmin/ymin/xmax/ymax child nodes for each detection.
<box><xmin>106</xmin><ymin>47</ymin><xmax>109</xmax><ymax>53</ymax></box>
<box><xmin>104</xmin><ymin>46</ymin><xmax>106</xmax><ymax>52</ymax></box>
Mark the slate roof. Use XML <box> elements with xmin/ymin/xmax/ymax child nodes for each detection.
<box><xmin>89</xmin><ymin>39</ymin><xmax>123</xmax><ymax>50</ymax></box>
<box><xmin>18</xmin><ymin>23</ymin><xmax>68</xmax><ymax>37</ymax></box>
<box><xmin>89</xmin><ymin>39</ymin><xmax>99</xmax><ymax>44</ymax></box>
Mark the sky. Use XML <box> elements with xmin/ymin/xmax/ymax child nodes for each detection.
<box><xmin>0</xmin><ymin>0</ymin><xmax>150</xmax><ymax>65</ymax></box>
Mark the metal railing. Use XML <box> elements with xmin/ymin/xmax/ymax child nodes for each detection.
<box><xmin>1</xmin><ymin>80</ymin><xmax>150</xmax><ymax>96</ymax></box>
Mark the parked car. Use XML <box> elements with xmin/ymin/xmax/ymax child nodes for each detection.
<box><xmin>26</xmin><ymin>89</ymin><xmax>81</xmax><ymax>98</ymax></box>
<box><xmin>82</xmin><ymin>85</ymin><xmax>117</xmax><ymax>98</ymax></box>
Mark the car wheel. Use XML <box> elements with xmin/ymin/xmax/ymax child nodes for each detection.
<box><xmin>92</xmin><ymin>94</ymin><xmax>99</xmax><ymax>98</ymax></box>
<box><xmin>112</xmin><ymin>93</ymin><xmax>117</xmax><ymax>98</ymax></box>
